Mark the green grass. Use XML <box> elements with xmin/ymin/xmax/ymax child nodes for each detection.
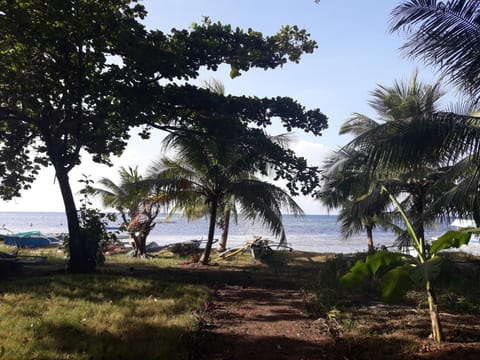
<box><xmin>0</xmin><ymin>246</ymin><xmax>209</xmax><ymax>360</ymax></box>
<box><xmin>2</xmin><ymin>243</ymin><xmax>480</xmax><ymax>359</ymax></box>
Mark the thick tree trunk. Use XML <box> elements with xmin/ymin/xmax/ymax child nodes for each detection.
<box><xmin>218</xmin><ymin>209</ymin><xmax>231</xmax><ymax>252</ymax></box>
<box><xmin>55</xmin><ymin>167</ymin><xmax>95</xmax><ymax>273</ymax></box>
<box><xmin>200</xmin><ymin>199</ymin><xmax>218</xmax><ymax>265</ymax></box>
<box><xmin>426</xmin><ymin>281</ymin><xmax>443</xmax><ymax>343</ymax></box>
<box><xmin>366</xmin><ymin>225</ymin><xmax>374</xmax><ymax>254</ymax></box>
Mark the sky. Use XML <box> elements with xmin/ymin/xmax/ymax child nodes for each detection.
<box><xmin>0</xmin><ymin>0</ymin><xmax>457</xmax><ymax>214</ymax></box>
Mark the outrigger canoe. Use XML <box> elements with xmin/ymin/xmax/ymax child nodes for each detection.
<box><xmin>0</xmin><ymin>231</ymin><xmax>62</xmax><ymax>248</ymax></box>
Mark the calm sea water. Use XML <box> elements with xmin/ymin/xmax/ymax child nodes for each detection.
<box><xmin>0</xmin><ymin>212</ymin><xmax>450</xmax><ymax>254</ymax></box>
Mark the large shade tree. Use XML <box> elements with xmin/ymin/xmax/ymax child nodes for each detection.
<box><xmin>0</xmin><ymin>0</ymin><xmax>327</xmax><ymax>272</ymax></box>
<box><xmin>148</xmin><ymin>130</ymin><xmax>304</xmax><ymax>265</ymax></box>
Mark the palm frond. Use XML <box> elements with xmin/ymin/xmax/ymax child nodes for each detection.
<box><xmin>390</xmin><ymin>0</ymin><xmax>480</xmax><ymax>99</ymax></box>
<box><xmin>233</xmin><ymin>179</ymin><xmax>304</xmax><ymax>244</ymax></box>
<box><xmin>340</xmin><ymin>114</ymin><xmax>379</xmax><ymax>136</ymax></box>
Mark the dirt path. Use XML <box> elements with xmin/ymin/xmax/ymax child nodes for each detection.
<box><xmin>197</xmin><ymin>284</ymin><xmax>335</xmax><ymax>360</ymax></box>
<box><xmin>171</xmin><ymin>257</ymin><xmax>480</xmax><ymax>360</ymax></box>
<box><xmin>175</xmin><ymin>258</ymin><xmax>339</xmax><ymax>360</ymax></box>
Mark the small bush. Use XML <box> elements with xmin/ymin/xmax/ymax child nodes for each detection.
<box><xmin>306</xmin><ymin>253</ymin><xmax>380</xmax><ymax>316</ymax></box>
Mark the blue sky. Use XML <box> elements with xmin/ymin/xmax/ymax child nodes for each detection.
<box><xmin>0</xmin><ymin>0</ymin><xmax>457</xmax><ymax>214</ymax></box>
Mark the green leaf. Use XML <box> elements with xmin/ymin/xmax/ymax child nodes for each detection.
<box><xmin>381</xmin><ymin>265</ymin><xmax>413</xmax><ymax>304</ymax></box>
<box><xmin>429</xmin><ymin>230</ymin><xmax>473</xmax><ymax>255</ymax></box>
<box><xmin>340</xmin><ymin>259</ymin><xmax>371</xmax><ymax>288</ymax></box>
<box><xmin>229</xmin><ymin>65</ymin><xmax>240</xmax><ymax>78</ymax></box>
<box><xmin>365</xmin><ymin>250</ymin><xmax>404</xmax><ymax>275</ymax></box>
<box><xmin>409</xmin><ymin>257</ymin><xmax>443</xmax><ymax>284</ymax></box>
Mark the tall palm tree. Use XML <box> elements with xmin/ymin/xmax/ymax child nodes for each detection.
<box><xmin>340</xmin><ymin>71</ymin><xmax>452</xmax><ymax>249</ymax></box>
<box><xmin>390</xmin><ymin>0</ymin><xmax>480</xmax><ymax>101</ymax></box>
<box><xmin>391</xmin><ymin>2</ymin><xmax>480</xmax><ymax>226</ymax></box>
<box><xmin>162</xmin><ymin>79</ymin><xmax>295</xmax><ymax>253</ymax></box>
<box><xmin>147</xmin><ymin>132</ymin><xmax>303</xmax><ymax>264</ymax></box>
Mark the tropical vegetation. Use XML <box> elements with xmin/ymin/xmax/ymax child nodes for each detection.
<box><xmin>341</xmin><ymin>187</ymin><xmax>479</xmax><ymax>343</ymax></box>
<box><xmin>0</xmin><ymin>0</ymin><xmax>327</xmax><ymax>273</ymax></box>
<box><xmin>1</xmin><ymin>0</ymin><xmax>480</xmax><ymax>350</ymax></box>
<box><xmin>318</xmin><ymin>71</ymin><xmax>453</xmax><ymax>251</ymax></box>
<box><xmin>146</xmin><ymin>129</ymin><xmax>304</xmax><ymax>265</ymax></box>
<box><xmin>85</xmin><ymin>166</ymin><xmax>167</xmax><ymax>256</ymax></box>
<box><xmin>390</xmin><ymin>0</ymin><xmax>480</xmax><ymax>226</ymax></box>
<box><xmin>390</xmin><ymin>0</ymin><xmax>480</xmax><ymax>100</ymax></box>
<box><xmin>315</xmin><ymin>1</ymin><xmax>480</xmax><ymax>344</ymax></box>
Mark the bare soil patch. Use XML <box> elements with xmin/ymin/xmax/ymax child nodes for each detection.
<box><xmin>180</xmin><ymin>254</ymin><xmax>480</xmax><ymax>360</ymax></box>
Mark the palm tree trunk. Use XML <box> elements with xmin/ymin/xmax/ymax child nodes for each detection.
<box><xmin>218</xmin><ymin>209</ymin><xmax>231</xmax><ymax>252</ymax></box>
<box><xmin>200</xmin><ymin>199</ymin><xmax>218</xmax><ymax>265</ymax></box>
<box><xmin>473</xmin><ymin>204</ymin><xmax>480</xmax><ymax>228</ymax></box>
<box><xmin>426</xmin><ymin>280</ymin><xmax>443</xmax><ymax>343</ymax></box>
<box><xmin>412</xmin><ymin>190</ymin><xmax>426</xmax><ymax>256</ymax></box>
<box><xmin>366</xmin><ymin>225</ymin><xmax>374</xmax><ymax>254</ymax></box>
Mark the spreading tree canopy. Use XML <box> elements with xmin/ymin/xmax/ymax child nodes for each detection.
<box><xmin>0</xmin><ymin>0</ymin><xmax>327</xmax><ymax>272</ymax></box>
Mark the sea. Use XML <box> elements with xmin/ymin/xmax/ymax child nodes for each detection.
<box><xmin>0</xmin><ymin>212</ymin><xmax>453</xmax><ymax>254</ymax></box>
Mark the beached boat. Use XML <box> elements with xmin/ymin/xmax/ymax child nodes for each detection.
<box><xmin>0</xmin><ymin>230</ymin><xmax>62</xmax><ymax>248</ymax></box>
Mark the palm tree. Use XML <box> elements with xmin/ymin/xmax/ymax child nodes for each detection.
<box><xmin>391</xmin><ymin>2</ymin><xmax>480</xmax><ymax>226</ymax></box>
<box><xmin>339</xmin><ymin>71</ymin><xmax>452</xmax><ymax>250</ymax></box>
<box><xmin>390</xmin><ymin>0</ymin><xmax>480</xmax><ymax>100</ymax></box>
<box><xmin>161</xmin><ymin>79</ymin><xmax>295</xmax><ymax>253</ymax></box>
<box><xmin>147</xmin><ymin>132</ymin><xmax>303</xmax><ymax>265</ymax></box>
<box><xmin>87</xmin><ymin>166</ymin><xmax>145</xmax><ymax>227</ymax></box>
<box><xmin>87</xmin><ymin>166</ymin><xmax>166</xmax><ymax>256</ymax></box>
<box><xmin>318</xmin><ymin>147</ymin><xmax>391</xmax><ymax>253</ymax></box>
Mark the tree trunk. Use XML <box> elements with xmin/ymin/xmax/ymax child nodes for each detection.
<box><xmin>426</xmin><ymin>280</ymin><xmax>443</xmax><ymax>343</ymax></box>
<box><xmin>218</xmin><ymin>209</ymin><xmax>231</xmax><ymax>252</ymax></box>
<box><xmin>138</xmin><ymin>230</ymin><xmax>148</xmax><ymax>257</ymax></box>
<box><xmin>412</xmin><ymin>189</ymin><xmax>426</xmax><ymax>256</ymax></box>
<box><xmin>131</xmin><ymin>232</ymin><xmax>147</xmax><ymax>257</ymax></box>
<box><xmin>472</xmin><ymin>204</ymin><xmax>480</xmax><ymax>228</ymax></box>
<box><xmin>130</xmin><ymin>219</ymin><xmax>155</xmax><ymax>257</ymax></box>
<box><xmin>200</xmin><ymin>199</ymin><xmax>218</xmax><ymax>265</ymax></box>
<box><xmin>366</xmin><ymin>225</ymin><xmax>374</xmax><ymax>254</ymax></box>
<box><xmin>55</xmin><ymin>167</ymin><xmax>95</xmax><ymax>273</ymax></box>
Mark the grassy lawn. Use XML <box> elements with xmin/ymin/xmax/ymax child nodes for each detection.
<box><xmin>0</xmin><ymin>246</ymin><xmax>209</xmax><ymax>360</ymax></box>
<box><xmin>1</xmin><ymin>244</ymin><xmax>480</xmax><ymax>359</ymax></box>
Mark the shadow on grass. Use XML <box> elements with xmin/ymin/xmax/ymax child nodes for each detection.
<box><xmin>26</xmin><ymin>321</ymin><xmax>190</xmax><ymax>360</ymax></box>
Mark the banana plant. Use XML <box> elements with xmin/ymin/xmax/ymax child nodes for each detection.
<box><xmin>341</xmin><ymin>186</ymin><xmax>478</xmax><ymax>343</ymax></box>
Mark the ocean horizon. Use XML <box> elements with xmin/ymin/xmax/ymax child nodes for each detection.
<box><xmin>0</xmin><ymin>211</ymin><xmax>452</xmax><ymax>254</ymax></box>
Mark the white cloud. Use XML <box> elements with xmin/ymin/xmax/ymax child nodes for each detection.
<box><xmin>291</xmin><ymin>139</ymin><xmax>330</xmax><ymax>167</ymax></box>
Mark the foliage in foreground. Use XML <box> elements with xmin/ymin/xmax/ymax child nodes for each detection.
<box><xmin>339</xmin><ymin>187</ymin><xmax>479</xmax><ymax>343</ymax></box>
<box><xmin>0</xmin><ymin>272</ymin><xmax>209</xmax><ymax>359</ymax></box>
<box><xmin>307</xmin><ymin>252</ymin><xmax>480</xmax><ymax>358</ymax></box>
